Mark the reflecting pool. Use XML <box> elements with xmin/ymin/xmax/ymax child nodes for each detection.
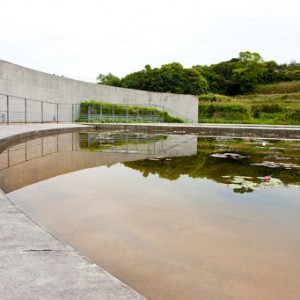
<box><xmin>1</xmin><ymin>131</ymin><xmax>300</xmax><ymax>300</ymax></box>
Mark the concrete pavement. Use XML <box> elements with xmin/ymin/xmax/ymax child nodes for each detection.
<box><xmin>0</xmin><ymin>123</ymin><xmax>94</xmax><ymax>151</ymax></box>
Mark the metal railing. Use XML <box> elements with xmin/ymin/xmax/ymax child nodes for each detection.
<box><xmin>0</xmin><ymin>93</ymin><xmax>80</xmax><ymax>124</ymax></box>
<box><xmin>81</xmin><ymin>105</ymin><xmax>165</xmax><ymax>123</ymax></box>
<box><xmin>80</xmin><ymin>103</ymin><xmax>195</xmax><ymax>123</ymax></box>
<box><xmin>0</xmin><ymin>93</ymin><xmax>195</xmax><ymax>124</ymax></box>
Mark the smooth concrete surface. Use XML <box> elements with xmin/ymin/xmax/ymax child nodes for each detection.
<box><xmin>0</xmin><ymin>124</ymin><xmax>146</xmax><ymax>300</ymax></box>
<box><xmin>0</xmin><ymin>59</ymin><xmax>198</xmax><ymax>122</ymax></box>
<box><xmin>0</xmin><ymin>123</ymin><xmax>91</xmax><ymax>140</ymax></box>
<box><xmin>0</xmin><ymin>123</ymin><xmax>93</xmax><ymax>151</ymax></box>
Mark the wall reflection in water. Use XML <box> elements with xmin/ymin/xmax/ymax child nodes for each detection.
<box><xmin>0</xmin><ymin>132</ymin><xmax>197</xmax><ymax>193</ymax></box>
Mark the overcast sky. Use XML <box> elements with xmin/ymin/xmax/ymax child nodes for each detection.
<box><xmin>1</xmin><ymin>0</ymin><xmax>299</xmax><ymax>82</ymax></box>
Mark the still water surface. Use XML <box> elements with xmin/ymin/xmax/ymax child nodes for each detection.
<box><xmin>1</xmin><ymin>132</ymin><xmax>300</xmax><ymax>299</ymax></box>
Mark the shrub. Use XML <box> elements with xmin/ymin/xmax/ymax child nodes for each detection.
<box><xmin>289</xmin><ymin>109</ymin><xmax>300</xmax><ymax>122</ymax></box>
<box><xmin>198</xmin><ymin>94</ymin><xmax>231</xmax><ymax>102</ymax></box>
<box><xmin>199</xmin><ymin>103</ymin><xmax>250</xmax><ymax>121</ymax></box>
<box><xmin>251</xmin><ymin>104</ymin><xmax>283</xmax><ymax>118</ymax></box>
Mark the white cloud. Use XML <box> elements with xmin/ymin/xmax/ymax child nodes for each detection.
<box><xmin>1</xmin><ymin>0</ymin><xmax>300</xmax><ymax>82</ymax></box>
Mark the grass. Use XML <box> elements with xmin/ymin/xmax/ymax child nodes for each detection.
<box><xmin>77</xmin><ymin>101</ymin><xmax>185</xmax><ymax>123</ymax></box>
<box><xmin>254</xmin><ymin>81</ymin><xmax>300</xmax><ymax>94</ymax></box>
<box><xmin>198</xmin><ymin>93</ymin><xmax>300</xmax><ymax>125</ymax></box>
<box><xmin>198</xmin><ymin>94</ymin><xmax>232</xmax><ymax>102</ymax></box>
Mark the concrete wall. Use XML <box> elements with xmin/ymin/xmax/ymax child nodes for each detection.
<box><xmin>0</xmin><ymin>59</ymin><xmax>198</xmax><ymax>122</ymax></box>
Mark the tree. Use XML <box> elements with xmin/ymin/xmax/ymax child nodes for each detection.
<box><xmin>159</xmin><ymin>62</ymin><xmax>207</xmax><ymax>95</ymax></box>
<box><xmin>182</xmin><ymin>68</ymin><xmax>208</xmax><ymax>95</ymax></box>
<box><xmin>285</xmin><ymin>61</ymin><xmax>300</xmax><ymax>81</ymax></box>
<box><xmin>159</xmin><ymin>62</ymin><xmax>185</xmax><ymax>93</ymax></box>
<box><xmin>261</xmin><ymin>60</ymin><xmax>279</xmax><ymax>84</ymax></box>
<box><xmin>233</xmin><ymin>51</ymin><xmax>266</xmax><ymax>93</ymax></box>
<box><xmin>97</xmin><ymin>73</ymin><xmax>121</xmax><ymax>87</ymax></box>
<box><xmin>193</xmin><ymin>65</ymin><xmax>221</xmax><ymax>94</ymax></box>
<box><xmin>120</xmin><ymin>62</ymin><xmax>207</xmax><ymax>95</ymax></box>
<box><xmin>121</xmin><ymin>70</ymin><xmax>148</xmax><ymax>90</ymax></box>
<box><xmin>96</xmin><ymin>51</ymin><xmax>299</xmax><ymax>96</ymax></box>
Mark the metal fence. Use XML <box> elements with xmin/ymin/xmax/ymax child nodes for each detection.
<box><xmin>0</xmin><ymin>93</ymin><xmax>195</xmax><ymax>124</ymax></box>
<box><xmin>81</xmin><ymin>104</ymin><xmax>165</xmax><ymax>123</ymax></box>
<box><xmin>80</xmin><ymin>103</ymin><xmax>196</xmax><ymax>123</ymax></box>
<box><xmin>0</xmin><ymin>93</ymin><xmax>80</xmax><ymax>124</ymax></box>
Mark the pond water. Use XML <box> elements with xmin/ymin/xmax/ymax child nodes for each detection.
<box><xmin>1</xmin><ymin>131</ymin><xmax>300</xmax><ymax>300</ymax></box>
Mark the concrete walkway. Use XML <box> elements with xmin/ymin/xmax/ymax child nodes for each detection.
<box><xmin>0</xmin><ymin>123</ymin><xmax>93</xmax><ymax>150</ymax></box>
<box><xmin>0</xmin><ymin>124</ymin><xmax>146</xmax><ymax>300</ymax></box>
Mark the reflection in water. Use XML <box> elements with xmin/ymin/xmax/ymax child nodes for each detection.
<box><xmin>0</xmin><ymin>132</ymin><xmax>196</xmax><ymax>193</ymax></box>
<box><xmin>125</xmin><ymin>137</ymin><xmax>300</xmax><ymax>192</ymax></box>
<box><xmin>1</xmin><ymin>132</ymin><xmax>300</xmax><ymax>300</ymax></box>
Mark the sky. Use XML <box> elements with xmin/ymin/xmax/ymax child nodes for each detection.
<box><xmin>1</xmin><ymin>0</ymin><xmax>300</xmax><ymax>83</ymax></box>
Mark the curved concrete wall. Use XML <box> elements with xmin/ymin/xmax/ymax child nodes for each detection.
<box><xmin>0</xmin><ymin>59</ymin><xmax>198</xmax><ymax>122</ymax></box>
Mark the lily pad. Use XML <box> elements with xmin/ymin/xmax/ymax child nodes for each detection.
<box><xmin>252</xmin><ymin>161</ymin><xmax>300</xmax><ymax>169</ymax></box>
<box><xmin>227</xmin><ymin>175</ymin><xmax>284</xmax><ymax>192</ymax></box>
<box><xmin>211</xmin><ymin>153</ymin><xmax>248</xmax><ymax>159</ymax></box>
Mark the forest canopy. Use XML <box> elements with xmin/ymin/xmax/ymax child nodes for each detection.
<box><xmin>97</xmin><ymin>51</ymin><xmax>300</xmax><ymax>96</ymax></box>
